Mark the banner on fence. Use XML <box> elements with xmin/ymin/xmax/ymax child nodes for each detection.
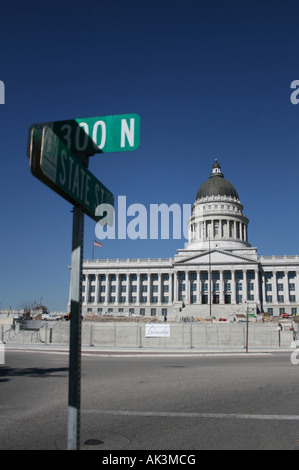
<box><xmin>145</xmin><ymin>324</ymin><xmax>170</xmax><ymax>338</ymax></box>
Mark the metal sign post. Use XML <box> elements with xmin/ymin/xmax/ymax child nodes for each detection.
<box><xmin>27</xmin><ymin>113</ymin><xmax>140</xmax><ymax>451</ymax></box>
<box><xmin>67</xmin><ymin>204</ymin><xmax>84</xmax><ymax>450</ymax></box>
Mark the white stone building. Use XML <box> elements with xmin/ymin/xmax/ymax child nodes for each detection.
<box><xmin>79</xmin><ymin>160</ymin><xmax>299</xmax><ymax>320</ymax></box>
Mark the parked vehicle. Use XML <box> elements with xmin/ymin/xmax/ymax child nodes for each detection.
<box><xmin>41</xmin><ymin>313</ymin><xmax>62</xmax><ymax>321</ymax></box>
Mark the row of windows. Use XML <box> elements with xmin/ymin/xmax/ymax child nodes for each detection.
<box><xmin>86</xmin><ymin>307</ymin><xmax>168</xmax><ymax>317</ymax></box>
<box><xmin>84</xmin><ymin>273</ymin><xmax>170</xmax><ymax>282</ymax></box>
<box><xmin>83</xmin><ymin>296</ymin><xmax>170</xmax><ymax>304</ymax></box>
<box><xmin>84</xmin><ymin>271</ymin><xmax>298</xmax><ymax>284</ymax></box>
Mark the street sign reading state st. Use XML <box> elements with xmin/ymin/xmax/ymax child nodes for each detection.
<box><xmin>27</xmin><ymin>113</ymin><xmax>140</xmax><ymax>156</ymax></box>
<box><xmin>29</xmin><ymin>126</ymin><xmax>114</xmax><ymax>225</ymax></box>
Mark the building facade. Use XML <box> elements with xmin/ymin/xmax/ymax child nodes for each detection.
<box><xmin>78</xmin><ymin>160</ymin><xmax>299</xmax><ymax>320</ymax></box>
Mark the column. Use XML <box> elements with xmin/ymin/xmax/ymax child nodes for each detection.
<box><xmin>158</xmin><ymin>273</ymin><xmax>162</xmax><ymax>304</ymax></box>
<box><xmin>197</xmin><ymin>270</ymin><xmax>201</xmax><ymax>304</ymax></box>
<box><xmin>174</xmin><ymin>271</ymin><xmax>178</xmax><ymax>302</ymax></box>
<box><xmin>169</xmin><ymin>272</ymin><xmax>173</xmax><ymax>304</ymax></box>
<box><xmin>284</xmin><ymin>271</ymin><xmax>289</xmax><ymax>303</ymax></box>
<box><xmin>105</xmin><ymin>274</ymin><xmax>110</xmax><ymax>304</ymax></box>
<box><xmin>243</xmin><ymin>270</ymin><xmax>247</xmax><ymax>303</ymax></box>
<box><xmin>126</xmin><ymin>272</ymin><xmax>130</xmax><ymax>304</ymax></box>
<box><xmin>272</xmin><ymin>271</ymin><xmax>278</xmax><ymax>303</ymax></box>
<box><xmin>185</xmin><ymin>271</ymin><xmax>190</xmax><ymax>304</ymax></box>
<box><xmin>95</xmin><ymin>274</ymin><xmax>100</xmax><ymax>304</ymax></box>
<box><xmin>219</xmin><ymin>270</ymin><xmax>224</xmax><ymax>304</ymax></box>
<box><xmin>148</xmin><ymin>273</ymin><xmax>152</xmax><ymax>304</ymax></box>
<box><xmin>115</xmin><ymin>273</ymin><xmax>120</xmax><ymax>305</ymax></box>
<box><xmin>136</xmin><ymin>273</ymin><xmax>141</xmax><ymax>305</ymax></box>
<box><xmin>231</xmin><ymin>271</ymin><xmax>236</xmax><ymax>304</ymax></box>
<box><xmin>85</xmin><ymin>274</ymin><xmax>90</xmax><ymax>303</ymax></box>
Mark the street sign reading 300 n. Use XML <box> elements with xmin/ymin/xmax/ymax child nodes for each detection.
<box><xmin>28</xmin><ymin>113</ymin><xmax>140</xmax><ymax>156</ymax></box>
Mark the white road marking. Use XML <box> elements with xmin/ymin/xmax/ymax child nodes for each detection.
<box><xmin>83</xmin><ymin>409</ymin><xmax>299</xmax><ymax>421</ymax></box>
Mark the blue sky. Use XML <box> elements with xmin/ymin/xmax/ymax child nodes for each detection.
<box><xmin>1</xmin><ymin>0</ymin><xmax>299</xmax><ymax>311</ymax></box>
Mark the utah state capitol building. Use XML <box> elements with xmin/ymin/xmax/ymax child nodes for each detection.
<box><xmin>78</xmin><ymin>159</ymin><xmax>299</xmax><ymax>321</ymax></box>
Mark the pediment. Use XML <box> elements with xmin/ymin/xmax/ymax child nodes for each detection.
<box><xmin>175</xmin><ymin>249</ymin><xmax>258</xmax><ymax>266</ymax></box>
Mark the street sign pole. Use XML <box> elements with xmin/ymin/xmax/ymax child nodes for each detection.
<box><xmin>67</xmin><ymin>204</ymin><xmax>84</xmax><ymax>450</ymax></box>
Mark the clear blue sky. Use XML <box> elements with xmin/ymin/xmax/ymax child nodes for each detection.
<box><xmin>1</xmin><ymin>0</ymin><xmax>299</xmax><ymax>311</ymax></box>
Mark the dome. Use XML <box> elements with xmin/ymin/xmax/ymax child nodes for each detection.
<box><xmin>195</xmin><ymin>159</ymin><xmax>239</xmax><ymax>200</ymax></box>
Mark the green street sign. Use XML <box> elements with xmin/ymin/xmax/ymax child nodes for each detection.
<box><xmin>28</xmin><ymin>113</ymin><xmax>140</xmax><ymax>156</ymax></box>
<box><xmin>29</xmin><ymin>126</ymin><xmax>114</xmax><ymax>224</ymax></box>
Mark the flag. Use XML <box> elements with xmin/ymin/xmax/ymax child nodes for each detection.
<box><xmin>94</xmin><ymin>240</ymin><xmax>103</xmax><ymax>247</ymax></box>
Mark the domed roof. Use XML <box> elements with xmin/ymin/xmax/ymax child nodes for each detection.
<box><xmin>196</xmin><ymin>159</ymin><xmax>239</xmax><ymax>200</ymax></box>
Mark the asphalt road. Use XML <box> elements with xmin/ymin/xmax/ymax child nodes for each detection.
<box><xmin>1</xmin><ymin>347</ymin><xmax>299</xmax><ymax>450</ymax></box>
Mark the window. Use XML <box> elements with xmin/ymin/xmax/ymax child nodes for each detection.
<box><xmin>289</xmin><ymin>283</ymin><xmax>295</xmax><ymax>291</ymax></box>
<box><xmin>236</xmin><ymin>283</ymin><xmax>242</xmax><ymax>291</ymax></box>
<box><xmin>247</xmin><ymin>271</ymin><xmax>255</xmax><ymax>280</ymax></box>
<box><xmin>110</xmin><ymin>285</ymin><xmax>116</xmax><ymax>292</ymax></box>
<box><xmin>279</xmin><ymin>308</ymin><xmax>285</xmax><ymax>314</ymax></box>
<box><xmin>266</xmin><ymin>284</ymin><xmax>272</xmax><ymax>291</ymax></box>
<box><xmin>265</xmin><ymin>272</ymin><xmax>272</xmax><ymax>280</ymax></box>
<box><xmin>163</xmin><ymin>273</ymin><xmax>169</xmax><ymax>280</ymax></box>
<box><xmin>100</xmin><ymin>286</ymin><xmax>105</xmax><ymax>292</ymax></box>
<box><xmin>278</xmin><ymin>295</ymin><xmax>284</xmax><ymax>303</ymax></box>
<box><xmin>162</xmin><ymin>308</ymin><xmax>167</xmax><ymax>316</ymax></box>
<box><xmin>151</xmin><ymin>308</ymin><xmax>156</xmax><ymax>316</ymax></box>
<box><xmin>212</xmin><ymin>272</ymin><xmax>219</xmax><ymax>280</ymax></box>
<box><xmin>248</xmin><ymin>294</ymin><xmax>254</xmax><ymax>301</ymax></box>
<box><xmin>191</xmin><ymin>283</ymin><xmax>196</xmax><ymax>291</ymax></box>
<box><xmin>179</xmin><ymin>273</ymin><xmax>185</xmax><ymax>280</ymax></box>
<box><xmin>141</xmin><ymin>274</ymin><xmax>148</xmax><ymax>281</ymax></box>
<box><xmin>111</xmin><ymin>274</ymin><xmax>116</xmax><ymax>281</ymax></box>
<box><xmin>121</xmin><ymin>286</ymin><xmax>126</xmax><ymax>292</ymax></box>
<box><xmin>162</xmin><ymin>296</ymin><xmax>168</xmax><ymax>303</ymax></box>
<box><xmin>153</xmin><ymin>285</ymin><xmax>158</xmax><ymax>292</ymax></box>
<box><xmin>140</xmin><ymin>308</ymin><xmax>145</xmax><ymax>316</ymax></box>
<box><xmin>131</xmin><ymin>285</ymin><xmax>137</xmax><ymax>292</ymax></box>
<box><xmin>277</xmin><ymin>272</ymin><xmax>284</xmax><ymax>279</ymax></box>
<box><xmin>201</xmin><ymin>272</ymin><xmax>208</xmax><ymax>280</ymax></box>
<box><xmin>247</xmin><ymin>282</ymin><xmax>254</xmax><ymax>291</ymax></box>
<box><xmin>224</xmin><ymin>282</ymin><xmax>231</xmax><ymax>292</ymax></box>
<box><xmin>142</xmin><ymin>285</ymin><xmax>147</xmax><ymax>292</ymax></box>
<box><xmin>179</xmin><ymin>284</ymin><xmax>185</xmax><ymax>291</ymax></box>
<box><xmin>292</xmin><ymin>308</ymin><xmax>297</xmax><ymax>315</ymax></box>
<box><xmin>141</xmin><ymin>297</ymin><xmax>147</xmax><ymax>303</ymax></box>
<box><xmin>289</xmin><ymin>272</ymin><xmax>296</xmax><ymax>279</ymax></box>
<box><xmin>277</xmin><ymin>284</ymin><xmax>284</xmax><ymax>291</ymax></box>
<box><xmin>152</xmin><ymin>274</ymin><xmax>158</xmax><ymax>281</ymax></box>
<box><xmin>89</xmin><ymin>296</ymin><xmax>95</xmax><ymax>303</ymax></box>
<box><xmin>236</xmin><ymin>294</ymin><xmax>242</xmax><ymax>304</ymax></box>
<box><xmin>202</xmin><ymin>283</ymin><xmax>208</xmax><ymax>291</ymax></box>
<box><xmin>190</xmin><ymin>272</ymin><xmax>197</xmax><ymax>280</ymax></box>
<box><xmin>266</xmin><ymin>295</ymin><xmax>272</xmax><ymax>302</ymax></box>
<box><xmin>290</xmin><ymin>295</ymin><xmax>296</xmax><ymax>302</ymax></box>
<box><xmin>152</xmin><ymin>296</ymin><xmax>158</xmax><ymax>303</ymax></box>
<box><xmin>191</xmin><ymin>295</ymin><xmax>196</xmax><ymax>304</ymax></box>
<box><xmin>163</xmin><ymin>285</ymin><xmax>169</xmax><ymax>292</ymax></box>
<box><xmin>131</xmin><ymin>274</ymin><xmax>137</xmax><ymax>281</ymax></box>
<box><xmin>224</xmin><ymin>272</ymin><xmax>231</xmax><ymax>280</ymax></box>
<box><xmin>236</xmin><ymin>272</ymin><xmax>243</xmax><ymax>280</ymax></box>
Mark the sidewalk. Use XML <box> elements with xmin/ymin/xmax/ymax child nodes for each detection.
<box><xmin>3</xmin><ymin>342</ymin><xmax>293</xmax><ymax>355</ymax></box>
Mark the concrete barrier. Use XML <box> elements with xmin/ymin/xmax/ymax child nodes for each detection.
<box><xmin>35</xmin><ymin>321</ymin><xmax>293</xmax><ymax>350</ymax></box>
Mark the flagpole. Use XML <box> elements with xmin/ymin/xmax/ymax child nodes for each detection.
<box><xmin>92</xmin><ymin>239</ymin><xmax>94</xmax><ymax>260</ymax></box>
